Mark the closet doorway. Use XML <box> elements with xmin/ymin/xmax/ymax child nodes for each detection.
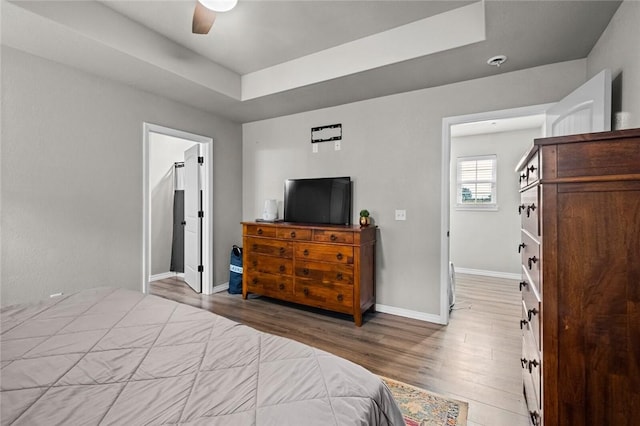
<box><xmin>142</xmin><ymin>123</ymin><xmax>213</xmax><ymax>295</ymax></box>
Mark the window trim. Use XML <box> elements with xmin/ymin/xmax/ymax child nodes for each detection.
<box><xmin>455</xmin><ymin>154</ymin><xmax>498</xmax><ymax>211</ymax></box>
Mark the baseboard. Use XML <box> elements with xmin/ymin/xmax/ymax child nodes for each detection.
<box><xmin>213</xmin><ymin>282</ymin><xmax>229</xmax><ymax>293</ymax></box>
<box><xmin>375</xmin><ymin>304</ymin><xmax>445</xmax><ymax>325</ymax></box>
<box><xmin>149</xmin><ymin>272</ymin><xmax>185</xmax><ymax>282</ymax></box>
<box><xmin>454</xmin><ymin>267</ymin><xmax>520</xmax><ymax>280</ymax></box>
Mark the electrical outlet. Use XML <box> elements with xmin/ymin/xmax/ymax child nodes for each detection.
<box><xmin>334</xmin><ymin>140</ymin><xmax>341</xmax><ymax>151</ymax></box>
<box><xmin>312</xmin><ymin>143</ymin><xmax>318</xmax><ymax>153</ymax></box>
<box><xmin>395</xmin><ymin>209</ymin><xmax>406</xmax><ymax>221</ymax></box>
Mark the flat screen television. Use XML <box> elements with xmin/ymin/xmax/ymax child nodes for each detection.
<box><xmin>284</xmin><ymin>177</ymin><xmax>352</xmax><ymax>225</ymax></box>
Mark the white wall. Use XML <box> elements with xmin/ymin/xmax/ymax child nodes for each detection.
<box><xmin>243</xmin><ymin>60</ymin><xmax>586</xmax><ymax>318</ymax></box>
<box><xmin>449</xmin><ymin>128</ymin><xmax>541</xmax><ymax>276</ymax></box>
<box><xmin>1</xmin><ymin>47</ymin><xmax>243</xmax><ymax>306</ymax></box>
<box><xmin>149</xmin><ymin>133</ymin><xmax>195</xmax><ymax>276</ymax></box>
<box><xmin>587</xmin><ymin>0</ymin><xmax>640</xmax><ymax>129</ymax></box>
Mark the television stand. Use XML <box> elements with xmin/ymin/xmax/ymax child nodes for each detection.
<box><xmin>241</xmin><ymin>222</ymin><xmax>376</xmax><ymax>326</ymax></box>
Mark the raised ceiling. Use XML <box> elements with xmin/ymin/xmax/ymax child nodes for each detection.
<box><xmin>1</xmin><ymin>0</ymin><xmax>622</xmax><ymax>123</ymax></box>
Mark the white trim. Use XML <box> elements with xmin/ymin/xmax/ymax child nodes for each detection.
<box><xmin>149</xmin><ymin>272</ymin><xmax>185</xmax><ymax>282</ymax></box>
<box><xmin>375</xmin><ymin>304</ymin><xmax>444</xmax><ymax>325</ymax></box>
<box><xmin>143</xmin><ymin>123</ymin><xmax>214</xmax><ymax>296</ymax></box>
<box><xmin>454</xmin><ymin>268</ymin><xmax>521</xmax><ymax>281</ymax></box>
<box><xmin>440</xmin><ymin>103</ymin><xmax>554</xmax><ymax>326</ymax></box>
<box><xmin>213</xmin><ymin>282</ymin><xmax>230</xmax><ymax>293</ymax></box>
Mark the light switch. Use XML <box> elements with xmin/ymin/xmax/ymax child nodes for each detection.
<box><xmin>334</xmin><ymin>140</ymin><xmax>341</xmax><ymax>151</ymax></box>
<box><xmin>312</xmin><ymin>143</ymin><xmax>318</xmax><ymax>153</ymax></box>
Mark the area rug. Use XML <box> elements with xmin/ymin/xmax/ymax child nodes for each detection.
<box><xmin>381</xmin><ymin>377</ymin><xmax>468</xmax><ymax>426</ymax></box>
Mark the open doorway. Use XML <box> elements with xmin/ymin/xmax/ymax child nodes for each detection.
<box><xmin>142</xmin><ymin>123</ymin><xmax>213</xmax><ymax>295</ymax></box>
<box><xmin>439</xmin><ymin>103</ymin><xmax>552</xmax><ymax>324</ymax></box>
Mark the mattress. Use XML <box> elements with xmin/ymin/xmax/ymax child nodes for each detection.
<box><xmin>0</xmin><ymin>287</ymin><xmax>404</xmax><ymax>425</ymax></box>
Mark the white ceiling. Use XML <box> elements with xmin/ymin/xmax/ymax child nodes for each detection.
<box><xmin>1</xmin><ymin>0</ymin><xmax>622</xmax><ymax>123</ymax></box>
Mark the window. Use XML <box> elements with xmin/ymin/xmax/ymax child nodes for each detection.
<box><xmin>456</xmin><ymin>155</ymin><xmax>497</xmax><ymax>210</ymax></box>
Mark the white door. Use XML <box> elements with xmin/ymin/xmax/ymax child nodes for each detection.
<box><xmin>184</xmin><ymin>144</ymin><xmax>202</xmax><ymax>293</ymax></box>
<box><xmin>545</xmin><ymin>69</ymin><xmax>611</xmax><ymax>137</ymax></box>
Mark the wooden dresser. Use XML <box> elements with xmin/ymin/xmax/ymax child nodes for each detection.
<box><xmin>241</xmin><ymin>222</ymin><xmax>376</xmax><ymax>326</ymax></box>
<box><xmin>516</xmin><ymin>128</ymin><xmax>640</xmax><ymax>426</ymax></box>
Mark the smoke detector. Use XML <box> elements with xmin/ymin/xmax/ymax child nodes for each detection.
<box><xmin>487</xmin><ymin>55</ymin><xmax>507</xmax><ymax>67</ymax></box>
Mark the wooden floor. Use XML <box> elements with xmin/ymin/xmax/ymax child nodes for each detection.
<box><xmin>150</xmin><ymin>274</ymin><xmax>529</xmax><ymax>426</ymax></box>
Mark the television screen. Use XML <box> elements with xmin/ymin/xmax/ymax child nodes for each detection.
<box><xmin>284</xmin><ymin>177</ymin><xmax>352</xmax><ymax>225</ymax></box>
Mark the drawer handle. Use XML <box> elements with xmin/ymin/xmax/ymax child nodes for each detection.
<box><xmin>528</xmin><ymin>256</ymin><xmax>538</xmax><ymax>270</ymax></box>
<box><xmin>527</xmin><ymin>308</ymin><xmax>539</xmax><ymax>321</ymax></box>
<box><xmin>518</xmin><ymin>204</ymin><xmax>526</xmax><ymax>215</ymax></box>
<box><xmin>518</xmin><ymin>243</ymin><xmax>526</xmax><ymax>253</ymax></box>
<box><xmin>278</xmin><ymin>283</ymin><xmax>285</xmax><ymax>290</ymax></box>
<box><xmin>519</xmin><ymin>281</ymin><xmax>528</xmax><ymax>291</ymax></box>
<box><xmin>330</xmin><ymin>234</ymin><xmax>337</xmax><ymax>241</ymax></box>
<box><xmin>528</xmin><ymin>359</ymin><xmax>539</xmax><ymax>373</ymax></box>
<box><xmin>290</xmin><ymin>231</ymin><xmax>296</xmax><ymax>238</ymax></box>
<box><xmin>526</xmin><ymin>203</ymin><xmax>536</xmax><ymax>217</ymax></box>
<box><xmin>529</xmin><ymin>411</ymin><xmax>541</xmax><ymax>426</ymax></box>
<box><xmin>303</xmin><ymin>287</ymin><xmax>309</xmax><ymax>296</ymax></box>
<box><xmin>257</xmin><ymin>228</ymin><xmax>263</xmax><ymax>235</ymax></box>
<box><xmin>253</xmin><ymin>244</ymin><xmax>258</xmax><ymax>250</ymax></box>
<box><xmin>279</xmin><ymin>247</ymin><xmax>285</xmax><ymax>254</ymax></box>
<box><xmin>252</xmin><ymin>278</ymin><xmax>258</xmax><ymax>285</ymax></box>
<box><xmin>520</xmin><ymin>357</ymin><xmax>528</xmax><ymax>368</ymax></box>
<box><xmin>337</xmin><ymin>294</ymin><xmax>343</xmax><ymax>302</ymax></box>
<box><xmin>336</xmin><ymin>253</ymin><xmax>343</xmax><ymax>261</ymax></box>
<box><xmin>519</xmin><ymin>173</ymin><xmax>527</xmax><ymax>183</ymax></box>
<box><xmin>302</xmin><ymin>268</ymin><xmax>309</xmax><ymax>275</ymax></box>
<box><xmin>279</xmin><ymin>265</ymin><xmax>285</xmax><ymax>272</ymax></box>
<box><xmin>252</xmin><ymin>260</ymin><xmax>258</xmax><ymax>267</ymax></box>
<box><xmin>528</xmin><ymin>165</ymin><xmax>537</xmax><ymax>174</ymax></box>
<box><xmin>520</xmin><ymin>319</ymin><xmax>528</xmax><ymax>330</ymax></box>
<box><xmin>336</xmin><ymin>272</ymin><xmax>343</xmax><ymax>281</ymax></box>
<box><xmin>303</xmin><ymin>249</ymin><xmax>309</xmax><ymax>256</ymax></box>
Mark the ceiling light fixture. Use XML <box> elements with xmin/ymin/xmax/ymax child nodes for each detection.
<box><xmin>487</xmin><ymin>55</ymin><xmax>507</xmax><ymax>67</ymax></box>
<box><xmin>198</xmin><ymin>0</ymin><xmax>238</xmax><ymax>12</ymax></box>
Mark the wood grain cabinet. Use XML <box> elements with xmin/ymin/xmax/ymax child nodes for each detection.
<box><xmin>516</xmin><ymin>128</ymin><xmax>640</xmax><ymax>426</ymax></box>
<box><xmin>241</xmin><ymin>222</ymin><xmax>376</xmax><ymax>326</ymax></box>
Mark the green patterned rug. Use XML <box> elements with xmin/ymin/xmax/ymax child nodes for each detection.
<box><xmin>382</xmin><ymin>377</ymin><xmax>468</xmax><ymax>426</ymax></box>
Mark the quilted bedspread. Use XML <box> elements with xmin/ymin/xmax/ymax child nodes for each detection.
<box><xmin>0</xmin><ymin>287</ymin><xmax>404</xmax><ymax>425</ymax></box>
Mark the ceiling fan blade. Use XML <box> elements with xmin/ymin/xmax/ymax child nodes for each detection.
<box><xmin>192</xmin><ymin>1</ymin><xmax>216</xmax><ymax>34</ymax></box>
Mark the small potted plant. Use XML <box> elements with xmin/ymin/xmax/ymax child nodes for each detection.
<box><xmin>359</xmin><ymin>209</ymin><xmax>371</xmax><ymax>227</ymax></box>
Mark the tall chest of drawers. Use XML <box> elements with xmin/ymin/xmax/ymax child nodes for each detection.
<box><xmin>241</xmin><ymin>222</ymin><xmax>376</xmax><ymax>326</ymax></box>
<box><xmin>516</xmin><ymin>128</ymin><xmax>640</xmax><ymax>426</ymax></box>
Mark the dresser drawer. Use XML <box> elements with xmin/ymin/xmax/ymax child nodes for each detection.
<box><xmin>520</xmin><ymin>232</ymin><xmax>540</xmax><ymax>294</ymax></box>
<box><xmin>313</xmin><ymin>230</ymin><xmax>354</xmax><ymax>244</ymax></box>
<box><xmin>246</xmin><ymin>237</ymin><xmax>292</xmax><ymax>258</ymax></box>
<box><xmin>520</xmin><ymin>270</ymin><xmax>541</xmax><ymax>350</ymax></box>
<box><xmin>245</xmin><ymin>224</ymin><xmax>277</xmax><ymax>237</ymax></box>
<box><xmin>522</xmin><ymin>338</ymin><xmax>542</xmax><ymax>426</ymax></box>
<box><xmin>295</xmin><ymin>260</ymin><xmax>353</xmax><ymax>285</ymax></box>
<box><xmin>246</xmin><ymin>254</ymin><xmax>293</xmax><ymax>276</ymax></box>
<box><xmin>520</xmin><ymin>186</ymin><xmax>539</xmax><ymax>236</ymax></box>
<box><xmin>295</xmin><ymin>243</ymin><xmax>354</xmax><ymax>264</ymax></box>
<box><xmin>245</xmin><ymin>272</ymin><xmax>293</xmax><ymax>297</ymax></box>
<box><xmin>522</xmin><ymin>326</ymin><xmax>542</xmax><ymax>411</ymax></box>
<box><xmin>525</xmin><ymin>151</ymin><xmax>540</xmax><ymax>185</ymax></box>
<box><xmin>277</xmin><ymin>227</ymin><xmax>312</xmax><ymax>241</ymax></box>
<box><xmin>294</xmin><ymin>281</ymin><xmax>353</xmax><ymax>313</ymax></box>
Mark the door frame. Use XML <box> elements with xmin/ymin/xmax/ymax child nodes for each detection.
<box><xmin>142</xmin><ymin>122</ymin><xmax>214</xmax><ymax>295</ymax></box>
<box><xmin>439</xmin><ymin>103</ymin><xmax>553</xmax><ymax>324</ymax></box>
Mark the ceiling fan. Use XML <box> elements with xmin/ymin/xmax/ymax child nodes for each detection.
<box><xmin>192</xmin><ymin>0</ymin><xmax>238</xmax><ymax>34</ymax></box>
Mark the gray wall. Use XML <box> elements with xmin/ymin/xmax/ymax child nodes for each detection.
<box><xmin>587</xmin><ymin>0</ymin><xmax>640</xmax><ymax>129</ymax></box>
<box><xmin>449</xmin><ymin>128</ymin><xmax>541</xmax><ymax>276</ymax></box>
<box><xmin>149</xmin><ymin>133</ymin><xmax>195</xmax><ymax>276</ymax></box>
<box><xmin>243</xmin><ymin>60</ymin><xmax>586</xmax><ymax>316</ymax></box>
<box><xmin>1</xmin><ymin>47</ymin><xmax>242</xmax><ymax>306</ymax></box>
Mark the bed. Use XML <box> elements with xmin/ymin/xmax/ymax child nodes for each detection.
<box><xmin>0</xmin><ymin>287</ymin><xmax>404</xmax><ymax>425</ymax></box>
